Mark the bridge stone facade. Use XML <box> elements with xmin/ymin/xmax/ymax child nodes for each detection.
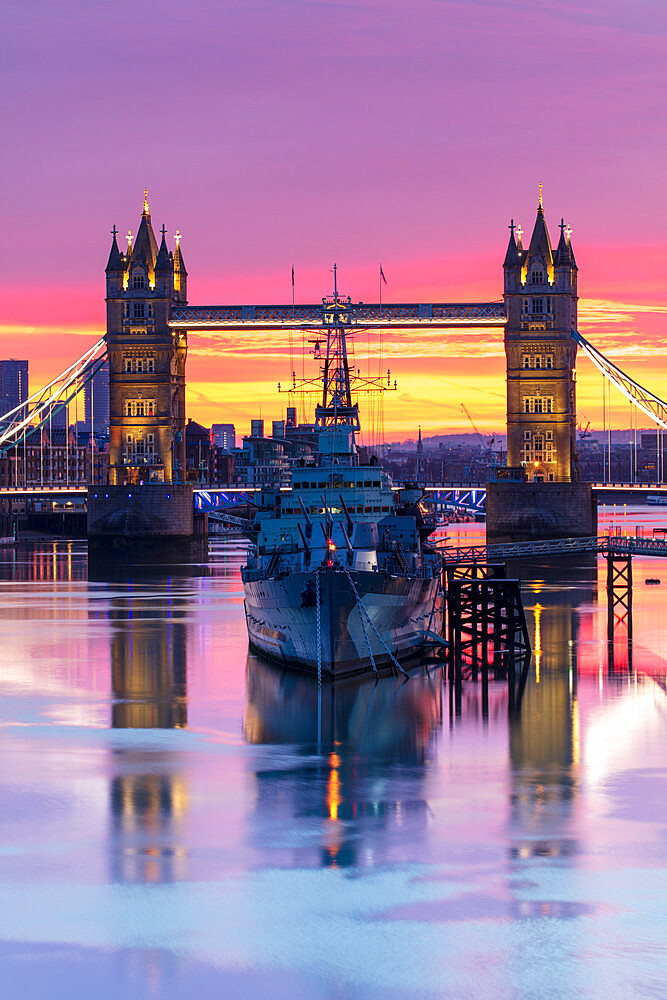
<box><xmin>503</xmin><ymin>197</ymin><xmax>578</xmax><ymax>483</ymax></box>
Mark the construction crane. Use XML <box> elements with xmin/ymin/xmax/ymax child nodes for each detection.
<box><xmin>577</xmin><ymin>419</ymin><xmax>591</xmax><ymax>441</ymax></box>
<box><xmin>461</xmin><ymin>403</ymin><xmax>495</xmax><ymax>452</ymax></box>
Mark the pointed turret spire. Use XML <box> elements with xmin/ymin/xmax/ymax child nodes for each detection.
<box><xmin>566</xmin><ymin>225</ymin><xmax>577</xmax><ymax>268</ymax></box>
<box><xmin>172</xmin><ymin>228</ymin><xmax>187</xmax><ymax>298</ymax></box>
<box><xmin>106</xmin><ymin>225</ymin><xmax>123</xmax><ymax>273</ymax></box>
<box><xmin>154</xmin><ymin>223</ymin><xmax>173</xmax><ymax>295</ymax></box>
<box><xmin>554</xmin><ymin>218</ymin><xmax>570</xmax><ymax>266</ymax></box>
<box><xmin>173</xmin><ymin>229</ymin><xmax>187</xmax><ymax>276</ymax></box>
<box><xmin>155</xmin><ymin>224</ymin><xmax>171</xmax><ymax>269</ymax></box>
<box><xmin>129</xmin><ymin>191</ymin><xmax>158</xmax><ymax>271</ymax></box>
<box><xmin>503</xmin><ymin>218</ymin><xmax>521</xmax><ymax>268</ymax></box>
<box><xmin>527</xmin><ymin>190</ymin><xmax>553</xmax><ymax>270</ymax></box>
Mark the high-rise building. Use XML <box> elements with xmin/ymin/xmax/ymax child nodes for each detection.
<box><xmin>250</xmin><ymin>419</ymin><xmax>264</xmax><ymax>438</ymax></box>
<box><xmin>84</xmin><ymin>359</ymin><xmax>110</xmax><ymax>435</ymax></box>
<box><xmin>211</xmin><ymin>423</ymin><xmax>235</xmax><ymax>450</ymax></box>
<box><xmin>0</xmin><ymin>360</ymin><xmax>28</xmax><ymax>417</ymax></box>
<box><xmin>104</xmin><ymin>192</ymin><xmax>188</xmax><ymax>484</ymax></box>
<box><xmin>503</xmin><ymin>194</ymin><xmax>578</xmax><ymax>482</ymax></box>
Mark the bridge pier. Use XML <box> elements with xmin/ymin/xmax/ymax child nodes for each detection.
<box><xmin>87</xmin><ymin>484</ymin><xmax>205</xmax><ymax>547</ymax></box>
<box><xmin>486</xmin><ymin>481</ymin><xmax>597</xmax><ymax>542</ymax></box>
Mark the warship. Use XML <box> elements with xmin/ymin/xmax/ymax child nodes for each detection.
<box><xmin>241</xmin><ymin>269</ymin><xmax>442</xmax><ymax>677</ymax></box>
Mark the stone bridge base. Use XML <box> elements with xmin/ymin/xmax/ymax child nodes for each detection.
<box><xmin>87</xmin><ymin>484</ymin><xmax>201</xmax><ymax>546</ymax></box>
<box><xmin>486</xmin><ymin>482</ymin><xmax>597</xmax><ymax>542</ymax></box>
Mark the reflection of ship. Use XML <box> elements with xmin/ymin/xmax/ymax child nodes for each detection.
<box><xmin>647</xmin><ymin>494</ymin><xmax>667</xmax><ymax>505</ymax></box>
<box><xmin>245</xmin><ymin>651</ymin><xmax>442</xmax><ymax>757</ymax></box>
<box><xmin>244</xmin><ymin>653</ymin><xmax>443</xmax><ymax>867</ymax></box>
<box><xmin>107</xmin><ymin>578</ymin><xmax>189</xmax><ymax>885</ymax></box>
<box><xmin>242</xmin><ymin>270</ymin><xmax>441</xmax><ymax>677</ymax></box>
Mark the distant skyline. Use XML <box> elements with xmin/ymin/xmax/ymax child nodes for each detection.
<box><xmin>2</xmin><ymin>0</ymin><xmax>666</xmax><ymax>442</ymax></box>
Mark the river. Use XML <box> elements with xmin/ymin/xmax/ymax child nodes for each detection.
<box><xmin>0</xmin><ymin>505</ymin><xmax>666</xmax><ymax>998</ymax></box>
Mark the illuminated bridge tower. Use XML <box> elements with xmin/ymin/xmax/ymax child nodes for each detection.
<box><xmin>104</xmin><ymin>193</ymin><xmax>187</xmax><ymax>486</ymax></box>
<box><xmin>503</xmin><ymin>192</ymin><xmax>578</xmax><ymax>483</ymax></box>
<box><xmin>487</xmin><ymin>191</ymin><xmax>596</xmax><ymax>541</ymax></box>
<box><xmin>88</xmin><ymin>194</ymin><xmax>197</xmax><ymax>543</ymax></box>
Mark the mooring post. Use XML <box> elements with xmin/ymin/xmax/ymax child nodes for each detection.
<box><xmin>471</xmin><ymin>577</ymin><xmax>479</xmax><ymax>681</ymax></box>
<box><xmin>507</xmin><ymin>593</ymin><xmax>516</xmax><ymax>712</ymax></box>
<box><xmin>481</xmin><ymin>580</ymin><xmax>489</xmax><ymax>719</ymax></box>
<box><xmin>493</xmin><ymin>583</ymin><xmax>506</xmax><ymax>680</ymax></box>
<box><xmin>606</xmin><ymin>552</ymin><xmax>614</xmax><ymax>647</ymax></box>
<box><xmin>627</xmin><ymin>554</ymin><xmax>633</xmax><ymax>647</ymax></box>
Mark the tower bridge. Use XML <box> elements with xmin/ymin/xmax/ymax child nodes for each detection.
<box><xmin>0</xmin><ymin>190</ymin><xmax>666</xmax><ymax>542</ymax></box>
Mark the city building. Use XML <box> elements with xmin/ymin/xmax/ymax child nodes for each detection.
<box><xmin>84</xmin><ymin>359</ymin><xmax>110</xmax><ymax>435</ymax></box>
<box><xmin>0</xmin><ymin>360</ymin><xmax>28</xmax><ymax>418</ymax></box>
<box><xmin>211</xmin><ymin>423</ymin><xmax>235</xmax><ymax>451</ymax></box>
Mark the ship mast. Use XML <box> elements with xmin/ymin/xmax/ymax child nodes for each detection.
<box><xmin>280</xmin><ymin>264</ymin><xmax>396</xmax><ymax>434</ymax></box>
<box><xmin>317</xmin><ymin>264</ymin><xmax>359</xmax><ymax>429</ymax></box>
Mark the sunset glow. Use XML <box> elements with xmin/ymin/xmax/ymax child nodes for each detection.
<box><xmin>3</xmin><ymin>0</ymin><xmax>665</xmax><ymax>440</ymax></box>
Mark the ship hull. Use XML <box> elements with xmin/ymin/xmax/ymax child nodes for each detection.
<box><xmin>243</xmin><ymin>567</ymin><xmax>441</xmax><ymax>678</ymax></box>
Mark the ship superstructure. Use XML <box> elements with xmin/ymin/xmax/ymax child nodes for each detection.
<box><xmin>242</xmin><ymin>268</ymin><xmax>442</xmax><ymax>677</ymax></box>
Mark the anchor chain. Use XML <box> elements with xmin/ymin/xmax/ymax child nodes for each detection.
<box><xmin>343</xmin><ymin>566</ymin><xmax>407</xmax><ymax>678</ymax></box>
<box><xmin>315</xmin><ymin>568</ymin><xmax>322</xmax><ymax>687</ymax></box>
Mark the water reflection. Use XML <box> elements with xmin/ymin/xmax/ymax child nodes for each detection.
<box><xmin>95</xmin><ymin>557</ymin><xmax>191</xmax><ymax>886</ymax></box>
<box><xmin>244</xmin><ymin>654</ymin><xmax>443</xmax><ymax>868</ymax></box>
<box><xmin>508</xmin><ymin>557</ymin><xmax>596</xmax><ymax>864</ymax></box>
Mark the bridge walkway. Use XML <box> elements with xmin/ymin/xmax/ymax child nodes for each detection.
<box><xmin>438</xmin><ymin>534</ymin><xmax>667</xmax><ymax>563</ymax></box>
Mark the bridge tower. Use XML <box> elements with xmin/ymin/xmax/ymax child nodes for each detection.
<box><xmin>503</xmin><ymin>192</ymin><xmax>578</xmax><ymax>482</ymax></box>
<box><xmin>104</xmin><ymin>193</ymin><xmax>187</xmax><ymax>485</ymax></box>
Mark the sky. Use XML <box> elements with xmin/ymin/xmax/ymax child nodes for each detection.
<box><xmin>1</xmin><ymin>0</ymin><xmax>666</xmax><ymax>443</ymax></box>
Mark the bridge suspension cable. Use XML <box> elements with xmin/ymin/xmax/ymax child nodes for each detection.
<box><xmin>573</xmin><ymin>329</ymin><xmax>667</xmax><ymax>431</ymax></box>
<box><xmin>0</xmin><ymin>339</ymin><xmax>107</xmax><ymax>452</ymax></box>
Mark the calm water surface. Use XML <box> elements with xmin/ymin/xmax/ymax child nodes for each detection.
<box><xmin>1</xmin><ymin>507</ymin><xmax>667</xmax><ymax>999</ymax></box>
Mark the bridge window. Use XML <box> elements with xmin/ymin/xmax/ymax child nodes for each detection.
<box><xmin>531</xmin><ymin>298</ymin><xmax>544</xmax><ymax>314</ymax></box>
<box><xmin>524</xmin><ymin>396</ymin><xmax>554</xmax><ymax>414</ymax></box>
<box><xmin>522</xmin><ymin>299</ymin><xmax>529</xmax><ymax>315</ymax></box>
<box><xmin>530</xmin><ymin>270</ymin><xmax>543</xmax><ymax>284</ymax></box>
<box><xmin>522</xmin><ymin>353</ymin><xmax>555</xmax><ymax>370</ymax></box>
<box><xmin>124</xmin><ymin>355</ymin><xmax>132</xmax><ymax>373</ymax></box>
<box><xmin>132</xmin><ymin>272</ymin><xmax>145</xmax><ymax>289</ymax></box>
<box><xmin>147</xmin><ymin>356</ymin><xmax>154</xmax><ymax>373</ymax></box>
<box><xmin>132</xmin><ymin>302</ymin><xmax>145</xmax><ymax>319</ymax></box>
<box><xmin>124</xmin><ymin>398</ymin><xmax>157</xmax><ymax>417</ymax></box>
<box><xmin>124</xmin><ymin>302</ymin><xmax>130</xmax><ymax>317</ymax></box>
<box><xmin>147</xmin><ymin>303</ymin><xmax>154</xmax><ymax>318</ymax></box>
